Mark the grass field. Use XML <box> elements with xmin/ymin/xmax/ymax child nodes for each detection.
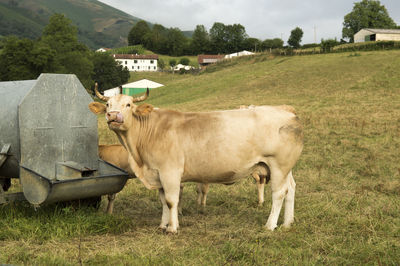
<box><xmin>1</xmin><ymin>50</ymin><xmax>399</xmax><ymax>265</ymax></box>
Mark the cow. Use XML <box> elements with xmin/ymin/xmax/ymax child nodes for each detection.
<box><xmin>99</xmin><ymin>143</ymin><xmax>269</xmax><ymax>209</ymax></box>
<box><xmin>89</xmin><ymin>84</ymin><xmax>303</xmax><ymax>233</ymax></box>
<box><xmin>98</xmin><ymin>144</ymin><xmax>134</xmax><ymax>214</ymax></box>
<box><xmin>99</xmin><ymin>144</ymin><xmax>184</xmax><ymax>214</ymax></box>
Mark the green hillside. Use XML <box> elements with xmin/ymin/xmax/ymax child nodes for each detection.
<box><xmin>1</xmin><ymin>51</ymin><xmax>399</xmax><ymax>264</ymax></box>
<box><xmin>0</xmin><ymin>0</ymin><xmax>145</xmax><ymax>48</ymax></box>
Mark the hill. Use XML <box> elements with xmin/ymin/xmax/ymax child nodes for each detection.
<box><xmin>1</xmin><ymin>50</ymin><xmax>399</xmax><ymax>264</ymax></box>
<box><xmin>0</xmin><ymin>0</ymin><xmax>146</xmax><ymax>49</ymax></box>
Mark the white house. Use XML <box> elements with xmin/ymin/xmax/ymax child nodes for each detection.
<box><xmin>113</xmin><ymin>54</ymin><xmax>159</xmax><ymax>72</ymax></box>
<box><xmin>96</xmin><ymin>48</ymin><xmax>110</xmax><ymax>52</ymax></box>
<box><xmin>354</xmin><ymin>29</ymin><xmax>400</xmax><ymax>43</ymax></box>
<box><xmin>225</xmin><ymin>50</ymin><xmax>255</xmax><ymax>59</ymax></box>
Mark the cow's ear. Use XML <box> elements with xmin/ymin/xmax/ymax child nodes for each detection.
<box><xmin>89</xmin><ymin>102</ymin><xmax>106</xmax><ymax>114</ymax></box>
<box><xmin>135</xmin><ymin>103</ymin><xmax>154</xmax><ymax>116</ymax></box>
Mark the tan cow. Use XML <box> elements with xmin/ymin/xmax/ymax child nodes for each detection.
<box><xmin>89</xmin><ymin>84</ymin><xmax>303</xmax><ymax>233</ymax></box>
<box><xmin>98</xmin><ymin>144</ymin><xmax>134</xmax><ymax>214</ymax></box>
<box><xmin>100</xmin><ymin>143</ymin><xmax>269</xmax><ymax>208</ymax></box>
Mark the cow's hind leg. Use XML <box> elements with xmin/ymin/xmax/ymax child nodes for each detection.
<box><xmin>197</xmin><ymin>183</ymin><xmax>209</xmax><ymax>206</ymax></box>
<box><xmin>265</xmin><ymin>165</ymin><xmax>291</xmax><ymax>231</ymax></box>
<box><xmin>252</xmin><ymin>173</ymin><xmax>265</xmax><ymax>206</ymax></box>
<box><xmin>283</xmin><ymin>171</ymin><xmax>296</xmax><ymax>228</ymax></box>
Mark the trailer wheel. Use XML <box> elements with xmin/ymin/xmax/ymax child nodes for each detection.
<box><xmin>0</xmin><ymin>178</ymin><xmax>11</xmax><ymax>192</ymax></box>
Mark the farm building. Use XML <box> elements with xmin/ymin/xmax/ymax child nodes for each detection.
<box><xmin>120</xmin><ymin>79</ymin><xmax>164</xmax><ymax>96</ymax></box>
<box><xmin>225</xmin><ymin>50</ymin><xmax>255</xmax><ymax>59</ymax></box>
<box><xmin>113</xmin><ymin>54</ymin><xmax>159</xmax><ymax>72</ymax></box>
<box><xmin>354</xmin><ymin>28</ymin><xmax>400</xmax><ymax>43</ymax></box>
<box><xmin>96</xmin><ymin>47</ymin><xmax>110</xmax><ymax>52</ymax></box>
<box><xmin>198</xmin><ymin>54</ymin><xmax>225</xmax><ymax>66</ymax></box>
<box><xmin>104</xmin><ymin>86</ymin><xmax>121</xmax><ymax>97</ymax></box>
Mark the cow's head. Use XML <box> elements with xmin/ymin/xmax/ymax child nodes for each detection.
<box><xmin>89</xmin><ymin>83</ymin><xmax>153</xmax><ymax>132</ymax></box>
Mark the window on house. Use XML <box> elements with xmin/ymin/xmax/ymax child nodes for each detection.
<box><xmin>154</xmin><ymin>66</ymin><xmax>156</xmax><ymax>70</ymax></box>
<box><xmin>132</xmin><ymin>66</ymin><xmax>134</xmax><ymax>69</ymax></box>
<box><xmin>148</xmin><ymin>66</ymin><xmax>150</xmax><ymax>70</ymax></box>
<box><xmin>134</xmin><ymin>60</ymin><xmax>138</xmax><ymax>64</ymax></box>
<box><xmin>137</xmin><ymin>66</ymin><xmax>140</xmax><ymax>69</ymax></box>
<box><xmin>125</xmin><ymin>61</ymin><xmax>127</xmax><ymax>64</ymax></box>
<box><xmin>150</xmin><ymin>60</ymin><xmax>154</xmax><ymax>64</ymax></box>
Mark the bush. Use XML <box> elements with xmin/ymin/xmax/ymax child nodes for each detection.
<box><xmin>179</xmin><ymin>57</ymin><xmax>190</xmax><ymax>65</ymax></box>
<box><xmin>321</xmin><ymin>39</ymin><xmax>340</xmax><ymax>53</ymax></box>
<box><xmin>333</xmin><ymin>41</ymin><xmax>400</xmax><ymax>52</ymax></box>
<box><xmin>169</xmin><ymin>59</ymin><xmax>177</xmax><ymax>67</ymax></box>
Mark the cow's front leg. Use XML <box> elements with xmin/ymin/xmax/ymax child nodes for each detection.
<box><xmin>159</xmin><ymin>188</ymin><xmax>170</xmax><ymax>230</ymax></box>
<box><xmin>160</xmin><ymin>171</ymin><xmax>182</xmax><ymax>234</ymax></box>
<box><xmin>106</xmin><ymin>193</ymin><xmax>116</xmax><ymax>214</ymax></box>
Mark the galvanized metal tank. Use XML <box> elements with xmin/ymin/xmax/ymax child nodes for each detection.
<box><xmin>0</xmin><ymin>74</ymin><xmax>129</xmax><ymax>205</ymax></box>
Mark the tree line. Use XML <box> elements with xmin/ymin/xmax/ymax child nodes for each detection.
<box><xmin>0</xmin><ymin>14</ymin><xmax>129</xmax><ymax>92</ymax></box>
<box><xmin>127</xmin><ymin>0</ymin><xmax>398</xmax><ymax>56</ymax></box>
<box><xmin>128</xmin><ymin>21</ymin><xmax>284</xmax><ymax>56</ymax></box>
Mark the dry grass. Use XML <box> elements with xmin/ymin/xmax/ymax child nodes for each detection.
<box><xmin>1</xmin><ymin>50</ymin><xmax>399</xmax><ymax>265</ymax></box>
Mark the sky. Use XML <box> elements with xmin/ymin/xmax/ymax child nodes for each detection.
<box><xmin>99</xmin><ymin>0</ymin><xmax>400</xmax><ymax>44</ymax></box>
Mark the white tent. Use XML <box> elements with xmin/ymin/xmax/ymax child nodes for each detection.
<box><xmin>121</xmin><ymin>79</ymin><xmax>164</xmax><ymax>96</ymax></box>
<box><xmin>122</xmin><ymin>79</ymin><xmax>164</xmax><ymax>89</ymax></box>
<box><xmin>104</xmin><ymin>87</ymin><xmax>121</xmax><ymax>97</ymax></box>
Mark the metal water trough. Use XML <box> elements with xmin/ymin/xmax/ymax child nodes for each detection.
<box><xmin>0</xmin><ymin>74</ymin><xmax>129</xmax><ymax>206</ymax></box>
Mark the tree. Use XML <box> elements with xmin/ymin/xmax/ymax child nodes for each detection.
<box><xmin>0</xmin><ymin>14</ymin><xmax>94</xmax><ymax>89</ymax></box>
<box><xmin>128</xmin><ymin>20</ymin><xmax>151</xmax><ymax>46</ymax></box>
<box><xmin>262</xmin><ymin>38</ymin><xmax>284</xmax><ymax>50</ymax></box>
<box><xmin>210</xmin><ymin>22</ymin><xmax>227</xmax><ymax>54</ymax></box>
<box><xmin>342</xmin><ymin>0</ymin><xmax>397</xmax><ymax>42</ymax></box>
<box><xmin>143</xmin><ymin>24</ymin><xmax>168</xmax><ymax>54</ymax></box>
<box><xmin>225</xmin><ymin>24</ymin><xmax>248</xmax><ymax>53</ymax></box>
<box><xmin>91</xmin><ymin>52</ymin><xmax>130</xmax><ymax>92</ymax></box>
<box><xmin>191</xmin><ymin>25</ymin><xmax>211</xmax><ymax>54</ymax></box>
<box><xmin>243</xmin><ymin>38</ymin><xmax>262</xmax><ymax>52</ymax></box>
<box><xmin>288</xmin><ymin>27</ymin><xmax>303</xmax><ymax>48</ymax></box>
<box><xmin>165</xmin><ymin>28</ymin><xmax>187</xmax><ymax>56</ymax></box>
<box><xmin>0</xmin><ymin>37</ymin><xmax>36</xmax><ymax>80</ymax></box>
<box><xmin>40</xmin><ymin>14</ymin><xmax>93</xmax><ymax>88</ymax></box>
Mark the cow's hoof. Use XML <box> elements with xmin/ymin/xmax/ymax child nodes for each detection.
<box><xmin>159</xmin><ymin>225</ymin><xmax>167</xmax><ymax>231</ymax></box>
<box><xmin>166</xmin><ymin>227</ymin><xmax>178</xmax><ymax>234</ymax></box>
<box><xmin>282</xmin><ymin>222</ymin><xmax>293</xmax><ymax>229</ymax></box>
<box><xmin>265</xmin><ymin>223</ymin><xmax>277</xmax><ymax>231</ymax></box>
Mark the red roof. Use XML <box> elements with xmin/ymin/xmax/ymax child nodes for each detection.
<box><xmin>113</xmin><ymin>54</ymin><xmax>159</xmax><ymax>60</ymax></box>
<box><xmin>198</xmin><ymin>54</ymin><xmax>225</xmax><ymax>64</ymax></box>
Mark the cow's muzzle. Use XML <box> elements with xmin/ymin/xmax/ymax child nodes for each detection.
<box><xmin>106</xmin><ymin>111</ymin><xmax>124</xmax><ymax>124</ymax></box>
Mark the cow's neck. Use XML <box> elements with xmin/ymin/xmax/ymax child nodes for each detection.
<box><xmin>116</xmin><ymin>114</ymin><xmax>154</xmax><ymax>168</ymax></box>
<box><xmin>116</xmin><ymin>124</ymin><xmax>143</xmax><ymax>168</ymax></box>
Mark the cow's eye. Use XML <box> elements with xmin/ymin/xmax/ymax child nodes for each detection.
<box><xmin>127</xmin><ymin>103</ymin><xmax>131</xmax><ymax>108</ymax></box>
<box><xmin>106</xmin><ymin>103</ymin><xmax>109</xmax><ymax>107</ymax></box>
